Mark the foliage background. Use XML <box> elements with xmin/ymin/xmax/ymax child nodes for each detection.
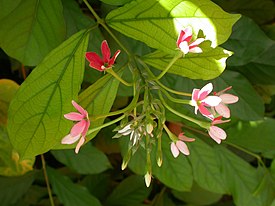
<box><xmin>0</xmin><ymin>0</ymin><xmax>275</xmax><ymax>205</ymax></box>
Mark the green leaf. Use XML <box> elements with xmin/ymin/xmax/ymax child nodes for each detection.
<box><xmin>213</xmin><ymin>70</ymin><xmax>264</xmax><ymax>120</ymax></box>
<box><xmin>62</xmin><ymin>0</ymin><xmax>97</xmax><ymax>38</ymax></box>
<box><xmin>226</xmin><ymin>118</ymin><xmax>275</xmax><ymax>156</ymax></box>
<box><xmin>51</xmin><ymin>143</ymin><xmax>112</xmax><ymax>174</ymax></box>
<box><xmin>0</xmin><ymin>127</ymin><xmax>34</xmax><ymax>176</ymax></box>
<box><xmin>99</xmin><ymin>0</ymin><xmax>133</xmax><ymax>6</ymax></box>
<box><xmin>7</xmin><ymin>30</ymin><xmax>90</xmax><ymax>159</ymax></box>
<box><xmin>0</xmin><ymin>172</ymin><xmax>35</xmax><ymax>206</ymax></box>
<box><xmin>215</xmin><ymin>146</ymin><xmax>273</xmax><ymax>206</ymax></box>
<box><xmin>119</xmin><ymin>134</ymin><xmax>193</xmax><ymax>191</ymax></box>
<box><xmin>106</xmin><ymin>175</ymin><xmax>151</xmax><ymax>206</ymax></box>
<box><xmin>0</xmin><ymin>0</ymin><xmax>66</xmax><ymax>66</ymax></box>
<box><xmin>153</xmin><ymin>136</ymin><xmax>193</xmax><ymax>191</ymax></box>
<box><xmin>224</xmin><ymin>16</ymin><xmax>275</xmax><ymax>85</ymax></box>
<box><xmin>213</xmin><ymin>0</ymin><xmax>275</xmax><ymax>24</ymax></box>
<box><xmin>142</xmin><ymin>46</ymin><xmax>230</xmax><ymax>80</ymax></box>
<box><xmin>47</xmin><ymin>167</ymin><xmax>102</xmax><ymax>206</ymax></box>
<box><xmin>172</xmin><ymin>182</ymin><xmax>222</xmax><ymax>205</ymax></box>
<box><xmin>106</xmin><ymin>0</ymin><xmax>240</xmax><ymax>54</ymax></box>
<box><xmin>79</xmin><ymin>73</ymin><xmax>121</xmax><ymax>140</ymax></box>
<box><xmin>0</xmin><ymin>79</ymin><xmax>19</xmax><ymax>126</ymax></box>
<box><xmin>188</xmin><ymin>138</ymin><xmax>228</xmax><ymax>194</ymax></box>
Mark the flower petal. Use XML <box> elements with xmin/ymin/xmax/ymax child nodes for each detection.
<box><xmin>215</xmin><ymin>103</ymin><xmax>230</xmax><ymax>118</ymax></box>
<box><xmin>189</xmin><ymin>38</ymin><xmax>204</xmax><ymax>48</ymax></box>
<box><xmin>118</xmin><ymin>124</ymin><xmax>132</xmax><ymax>135</ymax></box>
<box><xmin>85</xmin><ymin>52</ymin><xmax>104</xmax><ymax>71</ymax></box>
<box><xmin>170</xmin><ymin>142</ymin><xmax>179</xmax><ymax>158</ymax></box>
<box><xmin>82</xmin><ymin>120</ymin><xmax>90</xmax><ymax>136</ymax></box>
<box><xmin>208</xmin><ymin>126</ymin><xmax>226</xmax><ymax>144</ymax></box>
<box><xmin>220</xmin><ymin>94</ymin><xmax>239</xmax><ymax>104</ymax></box>
<box><xmin>64</xmin><ymin>112</ymin><xmax>84</xmax><ymax>121</ymax></box>
<box><xmin>192</xmin><ymin>88</ymin><xmax>200</xmax><ymax>101</ymax></box>
<box><xmin>176</xmin><ymin>141</ymin><xmax>190</xmax><ymax>155</ymax></box>
<box><xmin>198</xmin><ymin>104</ymin><xmax>214</xmax><ymax>119</ymax></box>
<box><xmin>109</xmin><ymin>50</ymin><xmax>121</xmax><ymax>66</ymax></box>
<box><xmin>178</xmin><ymin>133</ymin><xmax>195</xmax><ymax>142</ymax></box>
<box><xmin>203</xmin><ymin>96</ymin><xmax>222</xmax><ymax>106</ymax></box>
<box><xmin>198</xmin><ymin>83</ymin><xmax>213</xmax><ymax>99</ymax></box>
<box><xmin>71</xmin><ymin>100</ymin><xmax>87</xmax><ymax>116</ymax></box>
<box><xmin>75</xmin><ymin>136</ymin><xmax>85</xmax><ymax>154</ymax></box>
<box><xmin>61</xmin><ymin>133</ymin><xmax>81</xmax><ymax>144</ymax></box>
<box><xmin>188</xmin><ymin>46</ymin><xmax>202</xmax><ymax>53</ymax></box>
<box><xmin>101</xmin><ymin>40</ymin><xmax>111</xmax><ymax>63</ymax></box>
<box><xmin>179</xmin><ymin>41</ymin><xmax>190</xmax><ymax>54</ymax></box>
<box><xmin>177</xmin><ymin>28</ymin><xmax>192</xmax><ymax>47</ymax></box>
<box><xmin>70</xmin><ymin>120</ymin><xmax>86</xmax><ymax>137</ymax></box>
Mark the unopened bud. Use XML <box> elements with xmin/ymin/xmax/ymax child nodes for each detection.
<box><xmin>146</xmin><ymin>123</ymin><xmax>153</xmax><ymax>134</ymax></box>
<box><xmin>144</xmin><ymin>172</ymin><xmax>152</xmax><ymax>187</ymax></box>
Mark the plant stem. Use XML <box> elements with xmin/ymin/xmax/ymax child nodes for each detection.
<box><xmin>159</xmin><ymin>91</ymin><xmax>210</xmax><ymax>129</ymax></box>
<box><xmin>41</xmin><ymin>154</ymin><xmax>55</xmax><ymax>206</ymax></box>
<box><xmin>83</xmin><ymin>0</ymin><xmax>131</xmax><ymax>56</ymax></box>
<box><xmin>154</xmin><ymin>52</ymin><xmax>182</xmax><ymax>80</ymax></box>
<box><xmin>107</xmin><ymin>68</ymin><xmax>133</xmax><ymax>86</ymax></box>
<box><xmin>91</xmin><ymin>90</ymin><xmax>140</xmax><ymax>121</ymax></box>
<box><xmin>87</xmin><ymin>114</ymin><xmax>126</xmax><ymax>136</ymax></box>
<box><xmin>137</xmin><ymin>57</ymin><xmax>191</xmax><ymax>96</ymax></box>
<box><xmin>160</xmin><ymin>88</ymin><xmax>190</xmax><ymax>104</ymax></box>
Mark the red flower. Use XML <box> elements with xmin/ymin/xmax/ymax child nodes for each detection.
<box><xmin>85</xmin><ymin>40</ymin><xmax>120</xmax><ymax>72</ymax></box>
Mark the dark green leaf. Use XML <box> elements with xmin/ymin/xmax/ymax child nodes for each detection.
<box><xmin>215</xmin><ymin>146</ymin><xmax>273</xmax><ymax>206</ymax></box>
<box><xmin>213</xmin><ymin>70</ymin><xmax>264</xmax><ymax>120</ymax></box>
<box><xmin>106</xmin><ymin>175</ymin><xmax>151</xmax><ymax>206</ymax></box>
<box><xmin>226</xmin><ymin>118</ymin><xmax>275</xmax><ymax>156</ymax></box>
<box><xmin>224</xmin><ymin>17</ymin><xmax>275</xmax><ymax>85</ymax></box>
<box><xmin>142</xmin><ymin>46</ymin><xmax>230</xmax><ymax>80</ymax></box>
<box><xmin>47</xmin><ymin>167</ymin><xmax>102</xmax><ymax>206</ymax></box>
<box><xmin>172</xmin><ymin>182</ymin><xmax>222</xmax><ymax>205</ymax></box>
<box><xmin>188</xmin><ymin>138</ymin><xmax>228</xmax><ymax>194</ymax></box>
<box><xmin>0</xmin><ymin>172</ymin><xmax>35</xmax><ymax>206</ymax></box>
<box><xmin>7</xmin><ymin>30</ymin><xmax>90</xmax><ymax>159</ymax></box>
<box><xmin>213</xmin><ymin>0</ymin><xmax>275</xmax><ymax>24</ymax></box>
<box><xmin>106</xmin><ymin>0</ymin><xmax>240</xmax><ymax>54</ymax></box>
<box><xmin>0</xmin><ymin>0</ymin><xmax>66</xmax><ymax>66</ymax></box>
<box><xmin>51</xmin><ymin>143</ymin><xmax>112</xmax><ymax>174</ymax></box>
<box><xmin>99</xmin><ymin>0</ymin><xmax>132</xmax><ymax>6</ymax></box>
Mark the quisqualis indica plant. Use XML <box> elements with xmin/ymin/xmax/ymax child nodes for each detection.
<box><xmin>1</xmin><ymin>0</ymin><xmax>275</xmax><ymax>205</ymax></box>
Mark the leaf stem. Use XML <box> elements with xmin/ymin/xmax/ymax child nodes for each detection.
<box><xmin>107</xmin><ymin>68</ymin><xmax>133</xmax><ymax>86</ymax></box>
<box><xmin>41</xmin><ymin>154</ymin><xmax>55</xmax><ymax>206</ymax></box>
<box><xmin>153</xmin><ymin>51</ymin><xmax>182</xmax><ymax>80</ymax></box>
<box><xmin>83</xmin><ymin>0</ymin><xmax>131</xmax><ymax>56</ymax></box>
<box><xmin>158</xmin><ymin>91</ymin><xmax>210</xmax><ymax>129</ymax></box>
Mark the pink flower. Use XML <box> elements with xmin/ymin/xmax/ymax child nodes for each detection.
<box><xmin>61</xmin><ymin>100</ymin><xmax>90</xmax><ymax>154</ymax></box>
<box><xmin>170</xmin><ymin>132</ymin><xmax>195</xmax><ymax>158</ymax></box>
<box><xmin>213</xmin><ymin>86</ymin><xmax>239</xmax><ymax>118</ymax></box>
<box><xmin>190</xmin><ymin>83</ymin><xmax>222</xmax><ymax>120</ymax></box>
<box><xmin>208</xmin><ymin>116</ymin><xmax>230</xmax><ymax>144</ymax></box>
<box><xmin>177</xmin><ymin>27</ymin><xmax>204</xmax><ymax>54</ymax></box>
<box><xmin>85</xmin><ymin>40</ymin><xmax>120</xmax><ymax>72</ymax></box>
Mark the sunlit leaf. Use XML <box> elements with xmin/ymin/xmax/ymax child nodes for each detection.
<box><xmin>0</xmin><ymin>0</ymin><xmax>66</xmax><ymax>66</ymax></box>
<box><xmin>51</xmin><ymin>143</ymin><xmax>112</xmax><ymax>174</ymax></box>
<box><xmin>47</xmin><ymin>167</ymin><xmax>101</xmax><ymax>206</ymax></box>
<box><xmin>7</xmin><ymin>30</ymin><xmax>90</xmax><ymax>159</ymax></box>
<box><xmin>106</xmin><ymin>0</ymin><xmax>240</xmax><ymax>54</ymax></box>
<box><xmin>142</xmin><ymin>46</ymin><xmax>230</xmax><ymax>80</ymax></box>
<box><xmin>0</xmin><ymin>79</ymin><xmax>19</xmax><ymax>126</ymax></box>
